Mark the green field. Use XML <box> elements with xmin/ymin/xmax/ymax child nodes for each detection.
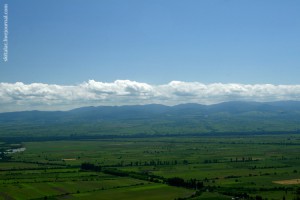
<box><xmin>0</xmin><ymin>134</ymin><xmax>300</xmax><ymax>199</ymax></box>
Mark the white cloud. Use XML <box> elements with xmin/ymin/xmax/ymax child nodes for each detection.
<box><xmin>1</xmin><ymin>80</ymin><xmax>300</xmax><ymax>112</ymax></box>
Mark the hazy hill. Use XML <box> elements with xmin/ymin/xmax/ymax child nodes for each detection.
<box><xmin>0</xmin><ymin>101</ymin><xmax>300</xmax><ymax>137</ymax></box>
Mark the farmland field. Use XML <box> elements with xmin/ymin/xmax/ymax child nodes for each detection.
<box><xmin>0</xmin><ymin>134</ymin><xmax>300</xmax><ymax>199</ymax></box>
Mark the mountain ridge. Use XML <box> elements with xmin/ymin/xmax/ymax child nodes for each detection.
<box><xmin>0</xmin><ymin>101</ymin><xmax>300</xmax><ymax>137</ymax></box>
<box><xmin>1</xmin><ymin>100</ymin><xmax>300</xmax><ymax>114</ymax></box>
<box><xmin>1</xmin><ymin>100</ymin><xmax>300</xmax><ymax>121</ymax></box>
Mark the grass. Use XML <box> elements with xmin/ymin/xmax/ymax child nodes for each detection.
<box><xmin>68</xmin><ymin>184</ymin><xmax>194</xmax><ymax>200</ymax></box>
<box><xmin>0</xmin><ymin>134</ymin><xmax>300</xmax><ymax>199</ymax></box>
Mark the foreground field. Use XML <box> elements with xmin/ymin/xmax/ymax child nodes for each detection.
<box><xmin>0</xmin><ymin>134</ymin><xmax>300</xmax><ymax>199</ymax></box>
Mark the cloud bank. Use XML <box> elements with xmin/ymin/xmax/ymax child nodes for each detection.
<box><xmin>1</xmin><ymin>80</ymin><xmax>300</xmax><ymax>112</ymax></box>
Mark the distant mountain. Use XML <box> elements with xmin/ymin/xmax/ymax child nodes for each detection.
<box><xmin>0</xmin><ymin>101</ymin><xmax>300</xmax><ymax>137</ymax></box>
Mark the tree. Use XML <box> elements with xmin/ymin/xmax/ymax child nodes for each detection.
<box><xmin>80</xmin><ymin>162</ymin><xmax>101</xmax><ymax>172</ymax></box>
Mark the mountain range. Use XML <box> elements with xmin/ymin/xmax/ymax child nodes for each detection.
<box><xmin>1</xmin><ymin>101</ymin><xmax>300</xmax><ymax>137</ymax></box>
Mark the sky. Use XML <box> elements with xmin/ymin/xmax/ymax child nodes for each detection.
<box><xmin>1</xmin><ymin>0</ymin><xmax>300</xmax><ymax>112</ymax></box>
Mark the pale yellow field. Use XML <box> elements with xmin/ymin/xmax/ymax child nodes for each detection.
<box><xmin>273</xmin><ymin>179</ymin><xmax>300</xmax><ymax>185</ymax></box>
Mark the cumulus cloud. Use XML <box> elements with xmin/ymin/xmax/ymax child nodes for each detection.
<box><xmin>1</xmin><ymin>80</ymin><xmax>300</xmax><ymax>112</ymax></box>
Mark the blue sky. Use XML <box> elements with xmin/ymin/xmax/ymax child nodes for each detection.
<box><xmin>1</xmin><ymin>0</ymin><xmax>300</xmax><ymax>111</ymax></box>
<box><xmin>1</xmin><ymin>0</ymin><xmax>300</xmax><ymax>85</ymax></box>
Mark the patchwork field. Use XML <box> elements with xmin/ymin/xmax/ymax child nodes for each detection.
<box><xmin>0</xmin><ymin>134</ymin><xmax>299</xmax><ymax>199</ymax></box>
